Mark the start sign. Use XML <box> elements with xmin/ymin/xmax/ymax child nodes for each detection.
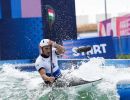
<box><xmin>63</xmin><ymin>36</ymin><xmax>116</xmax><ymax>59</ymax></box>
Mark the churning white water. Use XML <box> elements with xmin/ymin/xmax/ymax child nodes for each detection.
<box><xmin>0</xmin><ymin>58</ymin><xmax>130</xmax><ymax>100</ymax></box>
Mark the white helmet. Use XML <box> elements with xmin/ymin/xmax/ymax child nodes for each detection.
<box><xmin>39</xmin><ymin>39</ymin><xmax>50</xmax><ymax>47</ymax></box>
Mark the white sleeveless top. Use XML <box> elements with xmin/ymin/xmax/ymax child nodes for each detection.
<box><xmin>35</xmin><ymin>48</ymin><xmax>60</xmax><ymax>74</ymax></box>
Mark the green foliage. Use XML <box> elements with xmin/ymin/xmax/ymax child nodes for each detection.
<box><xmin>117</xmin><ymin>55</ymin><xmax>130</xmax><ymax>59</ymax></box>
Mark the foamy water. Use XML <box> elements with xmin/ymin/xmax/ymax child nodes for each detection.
<box><xmin>1</xmin><ymin>58</ymin><xmax>130</xmax><ymax>100</ymax></box>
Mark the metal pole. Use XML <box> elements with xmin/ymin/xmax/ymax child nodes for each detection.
<box><xmin>104</xmin><ymin>0</ymin><xmax>107</xmax><ymax>20</ymax></box>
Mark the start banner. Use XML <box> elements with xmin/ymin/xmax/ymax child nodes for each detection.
<box><xmin>63</xmin><ymin>36</ymin><xmax>116</xmax><ymax>59</ymax></box>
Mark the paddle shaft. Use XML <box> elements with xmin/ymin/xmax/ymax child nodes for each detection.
<box><xmin>46</xmin><ymin>5</ymin><xmax>55</xmax><ymax>76</ymax></box>
<box><xmin>48</xmin><ymin>22</ymin><xmax>53</xmax><ymax>76</ymax></box>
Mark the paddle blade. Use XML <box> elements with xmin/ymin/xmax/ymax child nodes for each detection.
<box><xmin>46</xmin><ymin>5</ymin><xmax>55</xmax><ymax>25</ymax></box>
<box><xmin>76</xmin><ymin>46</ymin><xmax>91</xmax><ymax>53</ymax></box>
<box><xmin>48</xmin><ymin>9</ymin><xmax>55</xmax><ymax>22</ymax></box>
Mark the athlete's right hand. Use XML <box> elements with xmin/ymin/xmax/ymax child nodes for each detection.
<box><xmin>48</xmin><ymin>77</ymin><xmax>55</xmax><ymax>83</ymax></box>
<box><xmin>47</xmin><ymin>39</ymin><xmax>54</xmax><ymax>46</ymax></box>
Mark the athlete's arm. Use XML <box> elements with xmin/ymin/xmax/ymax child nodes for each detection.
<box><xmin>39</xmin><ymin>68</ymin><xmax>55</xmax><ymax>83</ymax></box>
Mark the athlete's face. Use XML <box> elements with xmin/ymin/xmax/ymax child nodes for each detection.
<box><xmin>41</xmin><ymin>46</ymin><xmax>51</xmax><ymax>56</ymax></box>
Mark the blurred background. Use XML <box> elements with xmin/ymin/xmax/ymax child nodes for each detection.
<box><xmin>0</xmin><ymin>0</ymin><xmax>130</xmax><ymax>60</ymax></box>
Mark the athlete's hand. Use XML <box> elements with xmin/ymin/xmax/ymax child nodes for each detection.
<box><xmin>48</xmin><ymin>40</ymin><xmax>56</xmax><ymax>47</ymax></box>
<box><xmin>48</xmin><ymin>77</ymin><xmax>55</xmax><ymax>83</ymax></box>
<box><xmin>47</xmin><ymin>40</ymin><xmax>53</xmax><ymax>45</ymax></box>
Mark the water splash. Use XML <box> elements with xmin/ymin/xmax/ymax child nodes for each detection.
<box><xmin>1</xmin><ymin>58</ymin><xmax>130</xmax><ymax>99</ymax></box>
